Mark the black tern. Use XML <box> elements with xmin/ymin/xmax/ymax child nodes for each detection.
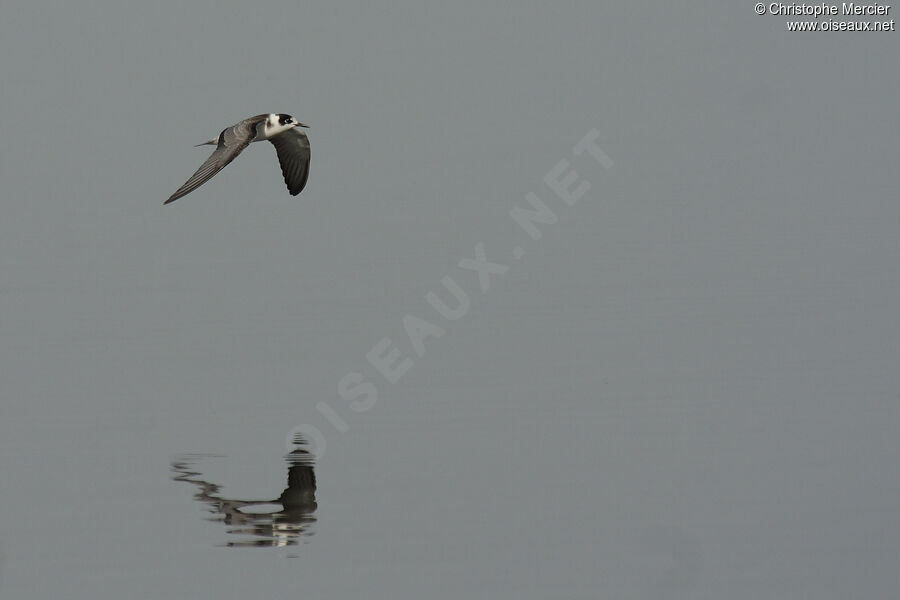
<box><xmin>164</xmin><ymin>113</ymin><xmax>310</xmax><ymax>205</ymax></box>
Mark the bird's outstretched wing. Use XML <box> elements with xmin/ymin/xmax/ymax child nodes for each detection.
<box><xmin>164</xmin><ymin>115</ymin><xmax>268</xmax><ymax>205</ymax></box>
<box><xmin>268</xmin><ymin>128</ymin><xmax>311</xmax><ymax>196</ymax></box>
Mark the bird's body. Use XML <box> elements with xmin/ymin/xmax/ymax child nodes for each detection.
<box><xmin>164</xmin><ymin>113</ymin><xmax>310</xmax><ymax>205</ymax></box>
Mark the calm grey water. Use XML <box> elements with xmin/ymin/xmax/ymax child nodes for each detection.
<box><xmin>2</xmin><ymin>2</ymin><xmax>899</xmax><ymax>598</ymax></box>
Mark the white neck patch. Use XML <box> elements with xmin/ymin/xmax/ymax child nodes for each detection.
<box><xmin>262</xmin><ymin>113</ymin><xmax>294</xmax><ymax>139</ymax></box>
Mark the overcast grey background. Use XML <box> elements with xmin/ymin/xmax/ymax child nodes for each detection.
<box><xmin>2</xmin><ymin>1</ymin><xmax>899</xmax><ymax>598</ymax></box>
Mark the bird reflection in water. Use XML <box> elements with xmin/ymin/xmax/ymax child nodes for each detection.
<box><xmin>171</xmin><ymin>434</ymin><xmax>317</xmax><ymax>548</ymax></box>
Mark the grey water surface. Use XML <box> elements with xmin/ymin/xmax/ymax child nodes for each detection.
<box><xmin>1</xmin><ymin>2</ymin><xmax>899</xmax><ymax>598</ymax></box>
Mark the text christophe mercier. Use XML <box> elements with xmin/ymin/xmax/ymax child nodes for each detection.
<box><xmin>767</xmin><ymin>2</ymin><xmax>891</xmax><ymax>16</ymax></box>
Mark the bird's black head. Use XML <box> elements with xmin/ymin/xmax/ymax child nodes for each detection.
<box><xmin>278</xmin><ymin>113</ymin><xmax>294</xmax><ymax>126</ymax></box>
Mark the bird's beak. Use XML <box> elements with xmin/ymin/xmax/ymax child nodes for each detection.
<box><xmin>296</xmin><ymin>122</ymin><xmax>310</xmax><ymax>129</ymax></box>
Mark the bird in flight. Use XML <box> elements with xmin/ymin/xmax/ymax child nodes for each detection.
<box><xmin>164</xmin><ymin>113</ymin><xmax>310</xmax><ymax>205</ymax></box>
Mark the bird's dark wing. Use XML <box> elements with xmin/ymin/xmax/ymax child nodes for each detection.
<box><xmin>164</xmin><ymin>115</ymin><xmax>268</xmax><ymax>205</ymax></box>
<box><xmin>268</xmin><ymin>128</ymin><xmax>310</xmax><ymax>196</ymax></box>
